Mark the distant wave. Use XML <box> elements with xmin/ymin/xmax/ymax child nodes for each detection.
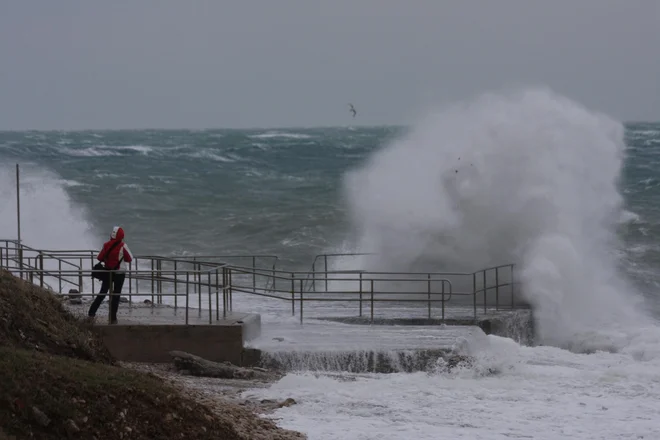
<box><xmin>249</xmin><ymin>132</ymin><xmax>313</xmax><ymax>140</ymax></box>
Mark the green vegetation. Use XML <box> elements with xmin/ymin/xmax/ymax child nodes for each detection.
<box><xmin>0</xmin><ymin>270</ymin><xmax>302</xmax><ymax>439</ymax></box>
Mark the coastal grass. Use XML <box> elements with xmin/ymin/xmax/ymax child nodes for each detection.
<box><xmin>0</xmin><ymin>270</ymin><xmax>303</xmax><ymax>440</ymax></box>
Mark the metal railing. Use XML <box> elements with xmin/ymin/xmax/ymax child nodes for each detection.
<box><xmin>222</xmin><ymin>261</ymin><xmax>522</xmax><ymax>324</ymax></box>
<box><xmin>0</xmin><ymin>239</ymin><xmax>278</xmax><ymax>303</ymax></box>
<box><xmin>4</xmin><ymin>266</ymin><xmax>229</xmax><ymax>325</ymax></box>
<box><xmin>1</xmin><ymin>239</ymin><xmax>525</xmax><ymax>326</ymax></box>
<box><xmin>0</xmin><ymin>239</ymin><xmax>267</xmax><ymax>325</ymax></box>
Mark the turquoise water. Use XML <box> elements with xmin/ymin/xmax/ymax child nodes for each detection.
<box><xmin>1</xmin><ymin>122</ymin><xmax>660</xmax><ymax>311</ymax></box>
<box><xmin>0</xmin><ymin>127</ymin><xmax>398</xmax><ymax>267</ymax></box>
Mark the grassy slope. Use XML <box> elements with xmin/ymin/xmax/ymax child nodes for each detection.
<box><xmin>0</xmin><ymin>271</ymin><xmax>302</xmax><ymax>440</ymax></box>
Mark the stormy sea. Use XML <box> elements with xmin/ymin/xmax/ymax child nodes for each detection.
<box><xmin>2</xmin><ymin>88</ymin><xmax>660</xmax><ymax>439</ymax></box>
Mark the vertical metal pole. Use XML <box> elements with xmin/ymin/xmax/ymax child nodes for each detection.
<box><xmin>208</xmin><ymin>272</ymin><xmax>212</xmax><ymax>324</ymax></box>
<box><xmin>157</xmin><ymin>259</ymin><xmax>162</xmax><ymax>304</ymax></box>
<box><xmin>222</xmin><ymin>267</ymin><xmax>227</xmax><ymax>318</ymax></box>
<box><xmin>150</xmin><ymin>259</ymin><xmax>155</xmax><ymax>304</ymax></box>
<box><xmin>39</xmin><ymin>252</ymin><xmax>44</xmax><ymax>288</ymax></box>
<box><xmin>272</xmin><ymin>264</ymin><xmax>276</xmax><ymax>292</ymax></box>
<box><xmin>174</xmin><ymin>260</ymin><xmax>178</xmax><ymax>309</ymax></box>
<box><xmin>108</xmin><ymin>271</ymin><xmax>114</xmax><ymax>325</ymax></box>
<box><xmin>472</xmin><ymin>272</ymin><xmax>477</xmax><ymax>321</ymax></box>
<box><xmin>441</xmin><ymin>280</ymin><xmax>446</xmax><ymax>322</ymax></box>
<box><xmin>16</xmin><ymin>164</ymin><xmax>22</xmax><ymax>279</ymax></box>
<box><xmin>299</xmin><ymin>279</ymin><xmax>304</xmax><ymax>325</ymax></box>
<box><xmin>370</xmin><ymin>279</ymin><xmax>374</xmax><ymax>324</ymax></box>
<box><xmin>291</xmin><ymin>273</ymin><xmax>295</xmax><ymax>316</ymax></box>
<box><xmin>312</xmin><ymin>259</ymin><xmax>316</xmax><ymax>292</ymax></box>
<box><xmin>229</xmin><ymin>269</ymin><xmax>233</xmax><ymax>312</ymax></box>
<box><xmin>185</xmin><ymin>272</ymin><xmax>190</xmax><ymax>325</ymax></box>
<box><xmin>252</xmin><ymin>256</ymin><xmax>256</xmax><ymax>293</ymax></box>
<box><xmin>483</xmin><ymin>270</ymin><xmax>487</xmax><ymax>313</ymax></box>
<box><xmin>79</xmin><ymin>257</ymin><xmax>83</xmax><ymax>293</ymax></box>
<box><xmin>135</xmin><ymin>259</ymin><xmax>140</xmax><ymax>302</ymax></box>
<box><xmin>215</xmin><ymin>268</ymin><xmax>219</xmax><ymax>321</ymax></box>
<box><xmin>359</xmin><ymin>272</ymin><xmax>363</xmax><ymax>317</ymax></box>
<box><xmin>197</xmin><ymin>263</ymin><xmax>201</xmax><ymax>314</ymax></box>
<box><xmin>427</xmin><ymin>273</ymin><xmax>431</xmax><ymax>319</ymax></box>
<box><xmin>495</xmin><ymin>267</ymin><xmax>500</xmax><ymax>310</ymax></box>
<box><xmin>324</xmin><ymin>255</ymin><xmax>328</xmax><ymax>292</ymax></box>
<box><xmin>511</xmin><ymin>264</ymin><xmax>515</xmax><ymax>309</ymax></box>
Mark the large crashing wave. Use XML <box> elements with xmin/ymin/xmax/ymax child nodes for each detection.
<box><xmin>342</xmin><ymin>87</ymin><xmax>653</xmax><ymax>349</ymax></box>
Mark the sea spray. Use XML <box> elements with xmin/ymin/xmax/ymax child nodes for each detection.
<box><xmin>342</xmin><ymin>87</ymin><xmax>652</xmax><ymax>349</ymax></box>
<box><xmin>0</xmin><ymin>163</ymin><xmax>99</xmax><ymax>250</ymax></box>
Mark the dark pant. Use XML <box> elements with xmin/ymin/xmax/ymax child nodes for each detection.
<box><xmin>88</xmin><ymin>272</ymin><xmax>126</xmax><ymax>322</ymax></box>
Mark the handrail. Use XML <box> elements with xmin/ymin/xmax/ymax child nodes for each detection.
<box><xmin>1</xmin><ymin>239</ymin><xmax>523</xmax><ymax>326</ymax></box>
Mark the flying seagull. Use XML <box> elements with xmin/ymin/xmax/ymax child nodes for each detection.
<box><xmin>348</xmin><ymin>103</ymin><xmax>357</xmax><ymax>118</ymax></box>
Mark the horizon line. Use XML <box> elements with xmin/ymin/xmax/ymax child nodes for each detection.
<box><xmin>0</xmin><ymin>121</ymin><xmax>657</xmax><ymax>133</ymax></box>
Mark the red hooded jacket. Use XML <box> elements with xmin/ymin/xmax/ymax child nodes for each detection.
<box><xmin>97</xmin><ymin>226</ymin><xmax>134</xmax><ymax>271</ymax></box>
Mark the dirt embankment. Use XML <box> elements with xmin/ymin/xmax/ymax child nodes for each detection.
<box><xmin>0</xmin><ymin>270</ymin><xmax>304</xmax><ymax>440</ymax></box>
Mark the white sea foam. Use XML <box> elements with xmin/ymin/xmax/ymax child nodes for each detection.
<box><xmin>245</xmin><ymin>333</ymin><xmax>660</xmax><ymax>440</ymax></box>
<box><xmin>59</xmin><ymin>144</ymin><xmax>153</xmax><ymax>157</ymax></box>
<box><xmin>339</xmin><ymin>87</ymin><xmax>654</xmax><ymax>351</ymax></box>
<box><xmin>0</xmin><ymin>164</ymin><xmax>99</xmax><ymax>250</ymax></box>
<box><xmin>188</xmin><ymin>150</ymin><xmax>236</xmax><ymax>162</ymax></box>
<box><xmin>250</xmin><ymin>132</ymin><xmax>313</xmax><ymax>140</ymax></box>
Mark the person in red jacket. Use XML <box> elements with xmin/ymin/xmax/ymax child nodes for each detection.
<box><xmin>88</xmin><ymin>226</ymin><xmax>134</xmax><ymax>324</ymax></box>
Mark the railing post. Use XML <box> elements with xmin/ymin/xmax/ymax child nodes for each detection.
<box><xmin>58</xmin><ymin>260</ymin><xmax>62</xmax><ymax>293</ymax></box>
<box><xmin>472</xmin><ymin>272</ymin><xmax>477</xmax><ymax>321</ymax></box>
<box><xmin>228</xmin><ymin>269</ymin><xmax>233</xmax><ymax>312</ymax></box>
<box><xmin>174</xmin><ymin>260</ymin><xmax>178</xmax><ymax>309</ymax></box>
<box><xmin>483</xmin><ymin>270</ymin><xmax>487</xmax><ymax>313</ymax></box>
<box><xmin>135</xmin><ymin>259</ymin><xmax>140</xmax><ymax>303</ymax></box>
<box><xmin>185</xmin><ymin>272</ymin><xmax>190</xmax><ymax>325</ymax></box>
<box><xmin>108</xmin><ymin>271</ymin><xmax>114</xmax><ymax>325</ymax></box>
<box><xmin>78</xmin><ymin>257</ymin><xmax>83</xmax><ymax>293</ymax></box>
<box><xmin>312</xmin><ymin>259</ymin><xmax>316</xmax><ymax>292</ymax></box>
<box><xmin>359</xmin><ymin>272</ymin><xmax>363</xmax><ymax>317</ymax></box>
<box><xmin>272</xmin><ymin>263</ymin><xmax>277</xmax><ymax>292</ymax></box>
<box><xmin>39</xmin><ymin>252</ymin><xmax>44</xmax><ymax>288</ymax></box>
<box><xmin>207</xmin><ymin>272</ymin><xmax>212</xmax><ymax>325</ymax></box>
<box><xmin>370</xmin><ymin>279</ymin><xmax>374</xmax><ymax>324</ymax></box>
<box><xmin>442</xmin><ymin>280</ymin><xmax>446</xmax><ymax>322</ymax></box>
<box><xmin>324</xmin><ymin>255</ymin><xmax>328</xmax><ymax>292</ymax></box>
<box><xmin>511</xmin><ymin>264</ymin><xmax>515</xmax><ymax>309</ymax></box>
<box><xmin>157</xmin><ymin>259</ymin><xmax>162</xmax><ymax>305</ymax></box>
<box><xmin>290</xmin><ymin>273</ymin><xmax>295</xmax><ymax>316</ymax></box>
<box><xmin>252</xmin><ymin>256</ymin><xmax>256</xmax><ymax>293</ymax></box>
<box><xmin>197</xmin><ymin>263</ymin><xmax>202</xmax><ymax>314</ymax></box>
<box><xmin>150</xmin><ymin>259</ymin><xmax>155</xmax><ymax>305</ymax></box>
<box><xmin>427</xmin><ymin>273</ymin><xmax>431</xmax><ymax>319</ymax></box>
<box><xmin>495</xmin><ymin>267</ymin><xmax>500</xmax><ymax>310</ymax></box>
<box><xmin>299</xmin><ymin>279</ymin><xmax>304</xmax><ymax>325</ymax></box>
<box><xmin>215</xmin><ymin>268</ymin><xmax>219</xmax><ymax>321</ymax></box>
<box><xmin>222</xmin><ymin>267</ymin><xmax>227</xmax><ymax>318</ymax></box>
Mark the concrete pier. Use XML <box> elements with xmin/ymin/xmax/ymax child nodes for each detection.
<box><xmin>64</xmin><ymin>302</ymin><xmax>261</xmax><ymax>365</ymax></box>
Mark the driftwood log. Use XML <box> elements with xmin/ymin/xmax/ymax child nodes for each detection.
<box><xmin>168</xmin><ymin>351</ymin><xmax>273</xmax><ymax>380</ymax></box>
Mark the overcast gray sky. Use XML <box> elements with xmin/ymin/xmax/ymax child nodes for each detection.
<box><xmin>0</xmin><ymin>0</ymin><xmax>658</xmax><ymax>130</ymax></box>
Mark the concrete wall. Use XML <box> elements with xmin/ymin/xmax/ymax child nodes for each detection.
<box><xmin>96</xmin><ymin>324</ymin><xmax>245</xmax><ymax>364</ymax></box>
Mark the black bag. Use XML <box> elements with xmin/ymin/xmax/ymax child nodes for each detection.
<box><xmin>91</xmin><ymin>240</ymin><xmax>123</xmax><ymax>280</ymax></box>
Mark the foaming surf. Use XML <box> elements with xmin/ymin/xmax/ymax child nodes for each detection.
<box><xmin>0</xmin><ymin>164</ymin><xmax>99</xmax><ymax>250</ymax></box>
<box><xmin>336</xmin><ymin>87</ymin><xmax>658</xmax><ymax>354</ymax></box>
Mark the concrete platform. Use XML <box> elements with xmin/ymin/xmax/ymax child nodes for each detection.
<box><xmin>240</xmin><ymin>309</ymin><xmax>535</xmax><ymax>373</ymax></box>
<box><xmin>315</xmin><ymin>308</ymin><xmax>535</xmax><ymax>345</ymax></box>
<box><xmin>63</xmin><ymin>301</ymin><xmax>262</xmax><ymax>365</ymax></box>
